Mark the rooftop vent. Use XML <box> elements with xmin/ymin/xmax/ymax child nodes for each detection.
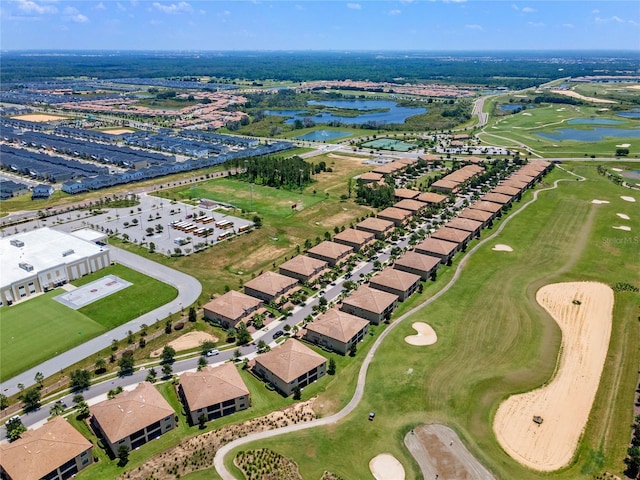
<box><xmin>62</xmin><ymin>249</ymin><xmax>75</xmax><ymax>257</ymax></box>
<box><xmin>18</xmin><ymin>262</ymin><xmax>34</xmax><ymax>272</ymax></box>
<box><xmin>10</xmin><ymin>239</ymin><xmax>24</xmax><ymax>248</ymax></box>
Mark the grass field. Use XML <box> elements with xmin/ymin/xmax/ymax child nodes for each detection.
<box><xmin>0</xmin><ymin>264</ymin><xmax>177</xmax><ymax>381</ymax></box>
<box><xmin>213</xmin><ymin>164</ymin><xmax>640</xmax><ymax>479</ymax></box>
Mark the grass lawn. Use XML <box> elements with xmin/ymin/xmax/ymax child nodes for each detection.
<box><xmin>0</xmin><ymin>265</ymin><xmax>177</xmax><ymax>382</ymax></box>
<box><xmin>215</xmin><ymin>165</ymin><xmax>640</xmax><ymax>479</ymax></box>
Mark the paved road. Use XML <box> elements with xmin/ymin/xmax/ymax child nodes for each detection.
<box><xmin>0</xmin><ymin>246</ymin><xmax>201</xmax><ymax>398</ymax></box>
<box><xmin>212</xmin><ymin>169</ymin><xmax>580</xmax><ymax>480</ymax></box>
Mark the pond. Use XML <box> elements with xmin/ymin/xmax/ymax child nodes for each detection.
<box><xmin>536</xmin><ymin>127</ymin><xmax>640</xmax><ymax>142</ymax></box>
<box><xmin>267</xmin><ymin>99</ymin><xmax>426</xmax><ymax>125</ymax></box>
<box><xmin>294</xmin><ymin>130</ymin><xmax>352</xmax><ymax>141</ymax></box>
<box><xmin>617</xmin><ymin>108</ymin><xmax>640</xmax><ymax>119</ymax></box>
<box><xmin>567</xmin><ymin>118</ymin><xmax>623</xmax><ymax>125</ymax></box>
<box><xmin>498</xmin><ymin>104</ymin><xmax>524</xmax><ymax>111</ymax></box>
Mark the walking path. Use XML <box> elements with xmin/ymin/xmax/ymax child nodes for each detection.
<box><xmin>213</xmin><ymin>167</ymin><xmax>583</xmax><ymax>479</ymax></box>
<box><xmin>0</xmin><ymin>246</ymin><xmax>201</xmax><ymax>398</ymax></box>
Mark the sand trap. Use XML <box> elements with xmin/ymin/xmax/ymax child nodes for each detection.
<box><xmin>102</xmin><ymin>128</ymin><xmax>135</xmax><ymax>135</ymax></box>
<box><xmin>615</xmin><ymin>144</ymin><xmax>630</xmax><ymax>148</ymax></box>
<box><xmin>494</xmin><ymin>282</ymin><xmax>614</xmax><ymax>471</ymax></box>
<box><xmin>369</xmin><ymin>453</ymin><xmax>405</xmax><ymax>480</ymax></box>
<box><xmin>551</xmin><ymin>89</ymin><xmax>617</xmax><ymax>104</ymax></box>
<box><xmin>492</xmin><ymin>244</ymin><xmax>513</xmax><ymax>252</ymax></box>
<box><xmin>612</xmin><ymin>225</ymin><xmax>631</xmax><ymax>231</ymax></box>
<box><xmin>522</xmin><ymin>112</ymin><xmax>532</xmax><ymax>116</ymax></box>
<box><xmin>404</xmin><ymin>322</ymin><xmax>437</xmax><ymax>346</ymax></box>
<box><xmin>12</xmin><ymin>113</ymin><xmax>67</xmax><ymax>122</ymax></box>
<box><xmin>621</xmin><ymin>196</ymin><xmax>636</xmax><ymax>202</ymax></box>
<box><xmin>591</xmin><ymin>199</ymin><xmax>610</xmax><ymax>204</ymax></box>
<box><xmin>611</xmin><ymin>167</ymin><xmax>624</xmax><ymax>172</ymax></box>
<box><xmin>616</xmin><ymin>213</ymin><xmax>630</xmax><ymax>220</ymax></box>
<box><xmin>150</xmin><ymin>331</ymin><xmax>218</xmax><ymax>357</ymax></box>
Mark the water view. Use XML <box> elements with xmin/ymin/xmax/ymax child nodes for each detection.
<box><xmin>294</xmin><ymin>130</ymin><xmax>352</xmax><ymax>141</ymax></box>
<box><xmin>567</xmin><ymin>118</ymin><xmax>622</xmax><ymax>125</ymax></box>
<box><xmin>536</xmin><ymin>127</ymin><xmax>640</xmax><ymax>142</ymax></box>
<box><xmin>498</xmin><ymin>104</ymin><xmax>525</xmax><ymax>111</ymax></box>
<box><xmin>617</xmin><ymin>108</ymin><xmax>640</xmax><ymax>119</ymax></box>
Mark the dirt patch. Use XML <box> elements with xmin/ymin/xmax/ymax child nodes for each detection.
<box><xmin>327</xmin><ymin>153</ymin><xmax>371</xmax><ymax>163</ymax></box>
<box><xmin>102</xmin><ymin>128</ymin><xmax>135</xmax><ymax>135</ymax></box>
<box><xmin>233</xmin><ymin>243</ymin><xmax>291</xmax><ymax>272</ymax></box>
<box><xmin>621</xmin><ymin>196</ymin><xmax>636</xmax><ymax>203</ymax></box>
<box><xmin>11</xmin><ymin>113</ymin><xmax>68</xmax><ymax>122</ymax></box>
<box><xmin>550</xmin><ymin>90</ymin><xmax>617</xmax><ymax>104</ymax></box>
<box><xmin>612</xmin><ymin>225</ymin><xmax>631</xmax><ymax>231</ymax></box>
<box><xmin>404</xmin><ymin>322</ymin><xmax>437</xmax><ymax>346</ymax></box>
<box><xmin>118</xmin><ymin>400</ymin><xmax>316</xmax><ymax>480</ymax></box>
<box><xmin>611</xmin><ymin>167</ymin><xmax>625</xmax><ymax>171</ymax></box>
<box><xmin>404</xmin><ymin>424</ymin><xmax>495</xmax><ymax>479</ymax></box>
<box><xmin>591</xmin><ymin>199</ymin><xmax>610</xmax><ymax>204</ymax></box>
<box><xmin>234</xmin><ymin>449</ymin><xmax>302</xmax><ymax>480</ymax></box>
<box><xmin>493</xmin><ymin>282</ymin><xmax>614</xmax><ymax>471</ymax></box>
<box><xmin>150</xmin><ymin>331</ymin><xmax>217</xmax><ymax>357</ymax></box>
<box><xmin>616</xmin><ymin>213</ymin><xmax>631</xmax><ymax>220</ymax></box>
<box><xmin>492</xmin><ymin>244</ymin><xmax>513</xmax><ymax>252</ymax></box>
<box><xmin>369</xmin><ymin>453</ymin><xmax>405</xmax><ymax>480</ymax></box>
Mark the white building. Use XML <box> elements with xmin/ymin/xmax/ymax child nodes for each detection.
<box><xmin>0</xmin><ymin>227</ymin><xmax>111</xmax><ymax>306</ymax></box>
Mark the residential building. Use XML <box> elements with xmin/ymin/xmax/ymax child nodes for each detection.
<box><xmin>306</xmin><ymin>241</ymin><xmax>353</xmax><ymax>267</ymax></box>
<box><xmin>372</xmin><ymin>162</ymin><xmax>405</xmax><ymax>176</ymax></box>
<box><xmin>244</xmin><ymin>271</ymin><xmax>299</xmax><ymax>303</ymax></box>
<box><xmin>458</xmin><ymin>207</ymin><xmax>494</xmax><ymax>227</ymax></box>
<box><xmin>304</xmin><ymin>308</ymin><xmax>369</xmax><ymax>355</ymax></box>
<box><xmin>90</xmin><ymin>382</ymin><xmax>176</xmax><ymax>456</ymax></box>
<box><xmin>341</xmin><ymin>284</ymin><xmax>398</xmax><ymax>324</ymax></box>
<box><xmin>481</xmin><ymin>192</ymin><xmax>513</xmax><ymax>205</ymax></box>
<box><xmin>356</xmin><ymin>217</ymin><xmax>394</xmax><ymax>239</ymax></box>
<box><xmin>394</xmin><ymin>199</ymin><xmax>428</xmax><ymax>214</ymax></box>
<box><xmin>394</xmin><ymin>188</ymin><xmax>420</xmax><ymax>200</ymax></box>
<box><xmin>203</xmin><ymin>290</ymin><xmax>263</xmax><ymax>328</ymax></box>
<box><xmin>179</xmin><ymin>363</ymin><xmax>250</xmax><ymax>424</ymax></box>
<box><xmin>369</xmin><ymin>266</ymin><xmax>421</xmax><ymax>301</ymax></box>
<box><xmin>431</xmin><ymin>226</ymin><xmax>472</xmax><ymax>246</ymax></box>
<box><xmin>445</xmin><ymin>218</ymin><xmax>483</xmax><ymax>238</ymax></box>
<box><xmin>393</xmin><ymin>251</ymin><xmax>440</xmax><ymax>281</ymax></box>
<box><xmin>430</xmin><ymin>179</ymin><xmax>460</xmax><ymax>193</ymax></box>
<box><xmin>279</xmin><ymin>255</ymin><xmax>328</xmax><ymax>284</ymax></box>
<box><xmin>253</xmin><ymin>339</ymin><xmax>326</xmax><ymax>396</ymax></box>
<box><xmin>358</xmin><ymin>172</ymin><xmax>384</xmax><ymax>184</ymax></box>
<box><xmin>31</xmin><ymin>184</ymin><xmax>54</xmax><ymax>199</ymax></box>
<box><xmin>416</xmin><ymin>192</ymin><xmax>447</xmax><ymax>205</ymax></box>
<box><xmin>0</xmin><ymin>417</ymin><xmax>93</xmax><ymax>480</ymax></box>
<box><xmin>415</xmin><ymin>237</ymin><xmax>459</xmax><ymax>264</ymax></box>
<box><xmin>377</xmin><ymin>207</ymin><xmax>412</xmax><ymax>226</ymax></box>
<box><xmin>492</xmin><ymin>185</ymin><xmax>521</xmax><ymax>197</ymax></box>
<box><xmin>469</xmin><ymin>200</ymin><xmax>503</xmax><ymax>220</ymax></box>
<box><xmin>333</xmin><ymin>229</ymin><xmax>375</xmax><ymax>252</ymax></box>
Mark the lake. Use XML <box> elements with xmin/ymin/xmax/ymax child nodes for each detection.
<box><xmin>498</xmin><ymin>104</ymin><xmax>524</xmax><ymax>111</ymax></box>
<box><xmin>294</xmin><ymin>130</ymin><xmax>352</xmax><ymax>141</ymax></box>
<box><xmin>267</xmin><ymin>99</ymin><xmax>426</xmax><ymax>125</ymax></box>
<box><xmin>536</xmin><ymin>127</ymin><xmax>640</xmax><ymax>142</ymax></box>
<box><xmin>567</xmin><ymin>118</ymin><xmax>622</xmax><ymax>125</ymax></box>
<box><xmin>617</xmin><ymin>108</ymin><xmax>640</xmax><ymax>119</ymax></box>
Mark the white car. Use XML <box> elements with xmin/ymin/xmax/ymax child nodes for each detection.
<box><xmin>206</xmin><ymin>349</ymin><xmax>220</xmax><ymax>357</ymax></box>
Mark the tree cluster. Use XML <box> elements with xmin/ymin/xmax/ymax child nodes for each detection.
<box><xmin>355</xmin><ymin>181</ymin><xmax>395</xmax><ymax>209</ymax></box>
<box><xmin>228</xmin><ymin>155</ymin><xmax>315</xmax><ymax>190</ymax></box>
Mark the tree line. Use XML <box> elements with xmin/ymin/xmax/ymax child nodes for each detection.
<box><xmin>226</xmin><ymin>155</ymin><xmax>320</xmax><ymax>190</ymax></box>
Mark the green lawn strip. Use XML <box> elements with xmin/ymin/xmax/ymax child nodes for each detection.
<box><xmin>0</xmin><ymin>291</ymin><xmax>104</xmax><ymax>382</ymax></box>
<box><xmin>213</xmin><ymin>167</ymin><xmax>639</xmax><ymax>479</ymax></box>
<box><xmin>74</xmin><ymin>264</ymin><xmax>178</xmax><ymax>330</ymax></box>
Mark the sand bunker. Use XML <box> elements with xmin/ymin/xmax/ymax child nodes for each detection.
<box><xmin>616</xmin><ymin>213</ymin><xmax>631</xmax><ymax>220</ymax></box>
<box><xmin>615</xmin><ymin>144</ymin><xmax>630</xmax><ymax>148</ymax></box>
<box><xmin>621</xmin><ymin>196</ymin><xmax>636</xmax><ymax>203</ymax></box>
<box><xmin>492</xmin><ymin>244</ymin><xmax>513</xmax><ymax>252</ymax></box>
<box><xmin>612</xmin><ymin>226</ymin><xmax>631</xmax><ymax>231</ymax></box>
<box><xmin>494</xmin><ymin>282</ymin><xmax>614</xmax><ymax>471</ymax></box>
<box><xmin>369</xmin><ymin>454</ymin><xmax>405</xmax><ymax>480</ymax></box>
<box><xmin>591</xmin><ymin>199</ymin><xmax>610</xmax><ymax>204</ymax></box>
<box><xmin>611</xmin><ymin>167</ymin><xmax>624</xmax><ymax>172</ymax></box>
<box><xmin>405</xmin><ymin>424</ymin><xmax>495</xmax><ymax>480</ymax></box>
<box><xmin>102</xmin><ymin>128</ymin><xmax>135</xmax><ymax>135</ymax></box>
<box><xmin>151</xmin><ymin>331</ymin><xmax>218</xmax><ymax>357</ymax></box>
<box><xmin>404</xmin><ymin>322</ymin><xmax>437</xmax><ymax>346</ymax></box>
<box><xmin>550</xmin><ymin>89</ymin><xmax>616</xmax><ymax>104</ymax></box>
<box><xmin>12</xmin><ymin>113</ymin><xmax>67</xmax><ymax>122</ymax></box>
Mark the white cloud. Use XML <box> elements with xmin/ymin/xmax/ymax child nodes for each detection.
<box><xmin>629</xmin><ymin>19</ymin><xmax>639</xmax><ymax>26</ymax></box>
<box><xmin>94</xmin><ymin>2</ymin><xmax>106</xmax><ymax>10</ymax></box>
<box><xmin>522</xmin><ymin>6</ymin><xmax>535</xmax><ymax>13</ymax></box>
<box><xmin>63</xmin><ymin>6</ymin><xmax>88</xmax><ymax>23</ymax></box>
<box><xmin>347</xmin><ymin>3</ymin><xmax>361</xmax><ymax>10</ymax></box>
<box><xmin>562</xmin><ymin>23</ymin><xmax>574</xmax><ymax>29</ymax></box>
<box><xmin>512</xmin><ymin>4</ymin><xmax>519</xmax><ymax>11</ymax></box>
<box><xmin>152</xmin><ymin>2</ymin><xmax>193</xmax><ymax>14</ymax></box>
<box><xmin>465</xmin><ymin>24</ymin><xmax>483</xmax><ymax>30</ymax></box>
<box><xmin>117</xmin><ymin>2</ymin><xmax>126</xmax><ymax>11</ymax></box>
<box><xmin>528</xmin><ymin>21</ymin><xmax>544</xmax><ymax>27</ymax></box>
<box><xmin>595</xmin><ymin>15</ymin><xmax>624</xmax><ymax>24</ymax></box>
<box><xmin>592</xmin><ymin>9</ymin><xmax>599</xmax><ymax>14</ymax></box>
<box><xmin>389</xmin><ymin>9</ymin><xmax>401</xmax><ymax>15</ymax></box>
<box><xmin>16</xmin><ymin>0</ymin><xmax>57</xmax><ymax>14</ymax></box>
<box><xmin>71</xmin><ymin>13</ymin><xmax>88</xmax><ymax>22</ymax></box>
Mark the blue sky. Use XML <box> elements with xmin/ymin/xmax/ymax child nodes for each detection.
<box><xmin>1</xmin><ymin>0</ymin><xmax>638</xmax><ymax>51</ymax></box>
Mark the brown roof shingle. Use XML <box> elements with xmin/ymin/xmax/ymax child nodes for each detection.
<box><xmin>356</xmin><ymin>217</ymin><xmax>394</xmax><ymax>233</ymax></box>
<box><xmin>307</xmin><ymin>241</ymin><xmax>353</xmax><ymax>260</ymax></box>
<box><xmin>415</xmin><ymin>237</ymin><xmax>458</xmax><ymax>256</ymax></box>
<box><xmin>470</xmin><ymin>200</ymin><xmax>503</xmax><ymax>214</ymax></box>
<box><xmin>342</xmin><ymin>285</ymin><xmax>398</xmax><ymax>314</ymax></box>
<box><xmin>417</xmin><ymin>192</ymin><xmax>447</xmax><ymax>204</ymax></box>
<box><xmin>279</xmin><ymin>255</ymin><xmax>328</xmax><ymax>277</ymax></box>
<box><xmin>481</xmin><ymin>192</ymin><xmax>513</xmax><ymax>204</ymax></box>
<box><xmin>180</xmin><ymin>363</ymin><xmax>249</xmax><ymax>412</ymax></box>
<box><xmin>0</xmin><ymin>417</ymin><xmax>92</xmax><ymax>480</ymax></box>
<box><xmin>244</xmin><ymin>271</ymin><xmax>298</xmax><ymax>297</ymax></box>
<box><xmin>394</xmin><ymin>188</ymin><xmax>420</xmax><ymax>200</ymax></box>
<box><xmin>394</xmin><ymin>199</ymin><xmax>428</xmax><ymax>213</ymax></box>
<box><xmin>370</xmin><ymin>266</ymin><xmax>421</xmax><ymax>292</ymax></box>
<box><xmin>333</xmin><ymin>228</ymin><xmax>375</xmax><ymax>246</ymax></box>
<box><xmin>445</xmin><ymin>217</ymin><xmax>483</xmax><ymax>233</ymax></box>
<box><xmin>204</xmin><ymin>290</ymin><xmax>262</xmax><ymax>321</ymax></box>
<box><xmin>377</xmin><ymin>207</ymin><xmax>412</xmax><ymax>221</ymax></box>
<box><xmin>306</xmin><ymin>309</ymin><xmax>369</xmax><ymax>343</ymax></box>
<box><xmin>254</xmin><ymin>339</ymin><xmax>326</xmax><ymax>383</ymax></box>
<box><xmin>431</xmin><ymin>227</ymin><xmax>471</xmax><ymax>244</ymax></box>
<box><xmin>394</xmin><ymin>251</ymin><xmax>440</xmax><ymax>272</ymax></box>
<box><xmin>458</xmin><ymin>208</ymin><xmax>493</xmax><ymax>222</ymax></box>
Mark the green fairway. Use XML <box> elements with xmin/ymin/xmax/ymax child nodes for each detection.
<box><xmin>218</xmin><ymin>165</ymin><xmax>640</xmax><ymax>479</ymax></box>
<box><xmin>0</xmin><ymin>264</ymin><xmax>177</xmax><ymax>381</ymax></box>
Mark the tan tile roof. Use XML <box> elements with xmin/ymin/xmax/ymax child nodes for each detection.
<box><xmin>0</xmin><ymin>416</ymin><xmax>92</xmax><ymax>480</ymax></box>
<box><xmin>306</xmin><ymin>309</ymin><xmax>369</xmax><ymax>343</ymax></box>
<box><xmin>396</xmin><ymin>157</ymin><xmax>418</xmax><ymax>166</ymax></box>
<box><xmin>204</xmin><ymin>290</ymin><xmax>262</xmax><ymax>321</ymax></box>
<box><xmin>445</xmin><ymin>217</ymin><xmax>483</xmax><ymax>232</ymax></box>
<box><xmin>394</xmin><ymin>199</ymin><xmax>427</xmax><ymax>213</ymax></box>
<box><xmin>431</xmin><ymin>227</ymin><xmax>470</xmax><ymax>244</ymax></box>
<box><xmin>417</xmin><ymin>192</ymin><xmax>447</xmax><ymax>204</ymax></box>
<box><xmin>90</xmin><ymin>382</ymin><xmax>174</xmax><ymax>444</ymax></box>
<box><xmin>373</xmin><ymin>162</ymin><xmax>405</xmax><ymax>175</ymax></box>
<box><xmin>458</xmin><ymin>208</ymin><xmax>493</xmax><ymax>222</ymax></box>
<box><xmin>394</xmin><ymin>251</ymin><xmax>440</xmax><ymax>272</ymax></box>
<box><xmin>359</xmin><ymin>172</ymin><xmax>384</xmax><ymax>182</ymax></box>
<box><xmin>333</xmin><ymin>229</ymin><xmax>375</xmax><ymax>246</ymax></box>
<box><xmin>431</xmin><ymin>179</ymin><xmax>460</xmax><ymax>190</ymax></box>
<box><xmin>377</xmin><ymin>207</ymin><xmax>412</xmax><ymax>221</ymax></box>
<box><xmin>419</xmin><ymin>154</ymin><xmax>441</xmax><ymax>162</ymax></box>
<box><xmin>342</xmin><ymin>285</ymin><xmax>398</xmax><ymax>314</ymax></box>
<box><xmin>180</xmin><ymin>363</ymin><xmax>249</xmax><ymax>412</ymax></box>
<box><xmin>370</xmin><ymin>266</ymin><xmax>421</xmax><ymax>291</ymax></box>
<box><xmin>356</xmin><ymin>217</ymin><xmax>394</xmax><ymax>233</ymax></box>
<box><xmin>254</xmin><ymin>339</ymin><xmax>326</xmax><ymax>383</ymax></box>
<box><xmin>415</xmin><ymin>237</ymin><xmax>458</xmax><ymax>256</ymax></box>
<box><xmin>394</xmin><ymin>188</ymin><xmax>420</xmax><ymax>199</ymax></box>
<box><xmin>481</xmin><ymin>192</ymin><xmax>513</xmax><ymax>204</ymax></box>
<box><xmin>500</xmin><ymin>179</ymin><xmax>528</xmax><ymax>189</ymax></box>
<box><xmin>470</xmin><ymin>200</ymin><xmax>503</xmax><ymax>213</ymax></box>
<box><xmin>244</xmin><ymin>271</ymin><xmax>298</xmax><ymax>297</ymax></box>
<box><xmin>466</xmin><ymin>156</ymin><xmax>484</xmax><ymax>164</ymax></box>
<box><xmin>307</xmin><ymin>241</ymin><xmax>353</xmax><ymax>260</ymax></box>
<box><xmin>492</xmin><ymin>185</ymin><xmax>521</xmax><ymax>196</ymax></box>
<box><xmin>509</xmin><ymin>173</ymin><xmax>535</xmax><ymax>182</ymax></box>
<box><xmin>279</xmin><ymin>255</ymin><xmax>328</xmax><ymax>277</ymax></box>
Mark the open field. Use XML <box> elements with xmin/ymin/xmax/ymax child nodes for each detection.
<box><xmin>494</xmin><ymin>282</ymin><xmax>614</xmax><ymax>471</ymax></box>
<box><xmin>0</xmin><ymin>264</ymin><xmax>177</xmax><ymax>381</ymax></box>
<box><xmin>218</xmin><ymin>164</ymin><xmax>640</xmax><ymax>479</ymax></box>
<box><xmin>11</xmin><ymin>113</ymin><xmax>69</xmax><ymax>122</ymax></box>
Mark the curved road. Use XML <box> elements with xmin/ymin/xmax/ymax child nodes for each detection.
<box><xmin>1</xmin><ymin>246</ymin><xmax>201</xmax><ymax>398</ymax></box>
<box><xmin>213</xmin><ymin>167</ymin><xmax>583</xmax><ymax>479</ymax></box>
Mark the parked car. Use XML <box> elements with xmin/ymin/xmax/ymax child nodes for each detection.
<box><xmin>273</xmin><ymin>330</ymin><xmax>284</xmax><ymax>339</ymax></box>
<box><xmin>206</xmin><ymin>349</ymin><xmax>219</xmax><ymax>357</ymax></box>
<box><xmin>368</xmin><ymin>411</ymin><xmax>375</xmax><ymax>421</ymax></box>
